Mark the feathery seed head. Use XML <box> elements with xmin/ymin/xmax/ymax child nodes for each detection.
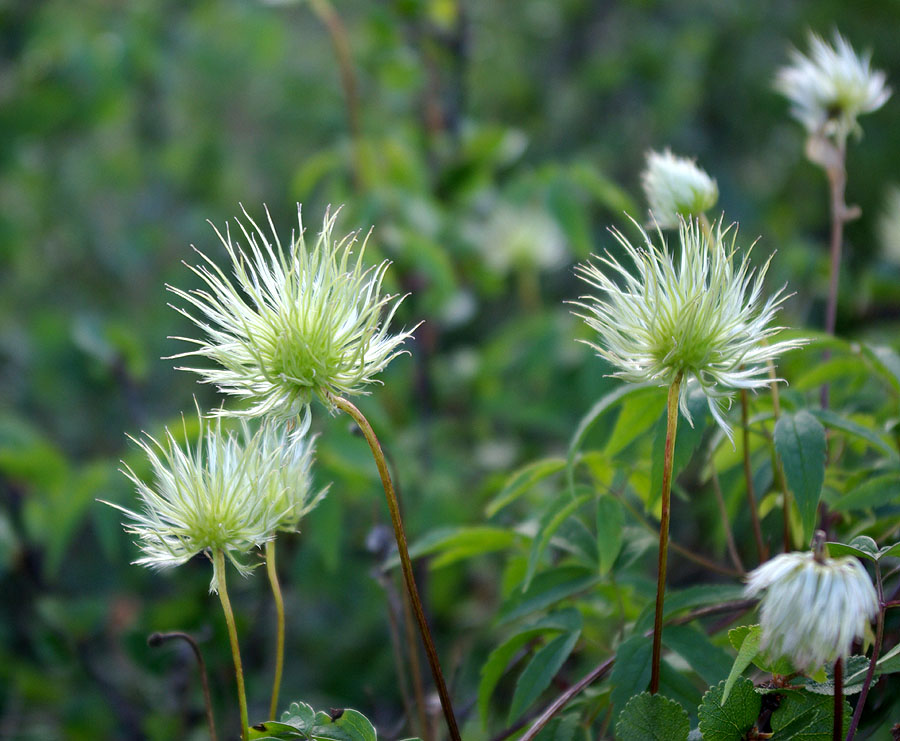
<box><xmin>641</xmin><ymin>149</ymin><xmax>718</xmax><ymax>229</ymax></box>
<box><xmin>573</xmin><ymin>217</ymin><xmax>804</xmax><ymax>440</ymax></box>
<box><xmin>745</xmin><ymin>546</ymin><xmax>878</xmax><ymax>672</ymax></box>
<box><xmin>106</xmin><ymin>410</ymin><xmax>287</xmax><ymax>589</ymax></box>
<box><xmin>168</xmin><ymin>205</ymin><xmax>415</xmax><ymax>420</ymax></box>
<box><xmin>249</xmin><ymin>419</ymin><xmax>327</xmax><ymax>534</ymax></box>
<box><xmin>775</xmin><ymin>31</ymin><xmax>890</xmax><ymax>141</ymax></box>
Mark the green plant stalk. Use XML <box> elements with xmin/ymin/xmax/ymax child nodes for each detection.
<box><xmin>765</xmin><ymin>355</ymin><xmax>793</xmax><ymax>552</ymax></box>
<box><xmin>846</xmin><ymin>563</ymin><xmax>885</xmax><ymax>741</ymax></box>
<box><xmin>650</xmin><ymin>371</ymin><xmax>683</xmax><ymax>695</ymax></box>
<box><xmin>833</xmin><ymin>656</ymin><xmax>843</xmax><ymax>741</ymax></box>
<box><xmin>330</xmin><ymin>395</ymin><xmax>461</xmax><ymax>741</ymax></box>
<box><xmin>741</xmin><ymin>388</ymin><xmax>766</xmax><ymax>563</ymax></box>
<box><xmin>265</xmin><ymin>539</ymin><xmax>285</xmax><ymax>721</ymax></box>
<box><xmin>214</xmin><ymin>548</ymin><xmax>249</xmax><ymax>741</ymax></box>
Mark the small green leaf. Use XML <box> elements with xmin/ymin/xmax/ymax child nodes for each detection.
<box><xmin>775</xmin><ymin>411</ymin><xmax>826</xmax><ymax>542</ymax></box>
<box><xmin>508</xmin><ymin>628</ymin><xmax>581</xmax><ymax>724</ymax></box>
<box><xmin>615</xmin><ymin>692</ymin><xmax>690</xmax><ymax>741</ymax></box>
<box><xmin>879</xmin><ymin>541</ymin><xmax>900</xmax><ymax>560</ymax></box>
<box><xmin>610</xmin><ymin>635</ymin><xmax>653</xmax><ymax>713</ymax></box>
<box><xmin>808</xmin><ymin>408</ymin><xmax>898</xmax><ymax>460</ymax></box>
<box><xmin>596</xmin><ymin>494</ymin><xmax>624</xmax><ymax>575</ymax></box>
<box><xmin>498</xmin><ymin>566</ymin><xmax>599</xmax><ymax>624</ymax></box>
<box><xmin>698</xmin><ymin>678</ymin><xmax>762</xmax><ymax>741</ymax></box>
<box><xmin>487</xmin><ymin>458</ymin><xmax>567</xmax><ymax>517</ymax></box>
<box><xmin>524</xmin><ymin>492</ymin><xmax>592</xmax><ymax>589</ymax></box>
<box><xmin>402</xmin><ymin>526</ymin><xmax>517</xmax><ymax>569</ymax></box>
<box><xmin>833</xmin><ymin>472</ymin><xmax>900</xmax><ymax>512</ymax></box>
<box><xmin>727</xmin><ymin>625</ymin><xmax>793</xmax><ymax>676</ymax></box>
<box><xmin>827</xmin><ymin>539</ymin><xmax>877</xmax><ymax>561</ymax></box>
<box><xmin>722</xmin><ymin>626</ymin><xmax>760</xmax><ymax>704</ymax></box>
<box><xmin>803</xmin><ymin>656</ymin><xmax>869</xmax><ymax>695</ymax></box>
<box><xmin>662</xmin><ymin>624</ymin><xmax>733</xmax><ymax>686</ymax></box>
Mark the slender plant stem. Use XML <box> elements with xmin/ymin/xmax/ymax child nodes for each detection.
<box><xmin>741</xmin><ymin>388</ymin><xmax>766</xmax><ymax>563</ymax></box>
<box><xmin>846</xmin><ymin>564</ymin><xmax>885</xmax><ymax>741</ymax></box>
<box><xmin>615</xmin><ymin>490</ymin><xmax>741</xmax><ymax>577</ymax></box>
<box><xmin>330</xmin><ymin>395</ymin><xmax>461</xmax><ymax>741</ymax></box>
<box><xmin>148</xmin><ymin>631</ymin><xmax>217</xmax><ymax>741</ymax></box>
<box><xmin>214</xmin><ymin>549</ymin><xmax>249</xmax><ymax>741</ymax></box>
<box><xmin>833</xmin><ymin>656</ymin><xmax>844</xmax><ymax>741</ymax></box>
<box><xmin>400</xmin><ymin>583</ymin><xmax>431</xmax><ymax>739</ymax></box>
<box><xmin>765</xmin><ymin>354</ymin><xmax>793</xmax><ymax>552</ymax></box>
<box><xmin>821</xmin><ymin>137</ymin><xmax>849</xmax><ymax>408</ymax></box>
<box><xmin>650</xmin><ymin>372</ymin><xmax>683</xmax><ymax>695</ymax></box>
<box><xmin>709</xmin><ymin>460</ymin><xmax>745</xmax><ymax>574</ymax></box>
<box><xmin>265</xmin><ymin>540</ymin><xmax>285</xmax><ymax>721</ymax></box>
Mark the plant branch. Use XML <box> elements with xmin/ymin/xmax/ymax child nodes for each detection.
<box><xmin>846</xmin><ymin>563</ymin><xmax>885</xmax><ymax>741</ymax></box>
<box><xmin>330</xmin><ymin>395</ymin><xmax>461</xmax><ymax>741</ymax></box>
<box><xmin>741</xmin><ymin>388</ymin><xmax>766</xmax><ymax>563</ymax></box>
<box><xmin>833</xmin><ymin>656</ymin><xmax>843</xmax><ymax>741</ymax></box>
<box><xmin>650</xmin><ymin>372</ymin><xmax>683</xmax><ymax>694</ymax></box>
<box><xmin>148</xmin><ymin>631</ymin><xmax>217</xmax><ymax>741</ymax></box>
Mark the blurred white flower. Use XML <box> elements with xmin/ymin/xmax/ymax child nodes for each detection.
<box><xmin>479</xmin><ymin>203</ymin><xmax>567</xmax><ymax>275</ymax></box>
<box><xmin>745</xmin><ymin>549</ymin><xmax>878</xmax><ymax>672</ymax></box>
<box><xmin>573</xmin><ymin>217</ymin><xmax>803</xmax><ymax>439</ymax></box>
<box><xmin>106</xmin><ymin>411</ymin><xmax>287</xmax><ymax>588</ymax></box>
<box><xmin>641</xmin><ymin>149</ymin><xmax>718</xmax><ymax>229</ymax></box>
<box><xmin>877</xmin><ymin>185</ymin><xmax>900</xmax><ymax>264</ymax></box>
<box><xmin>169</xmin><ymin>205</ymin><xmax>415</xmax><ymax>421</ymax></box>
<box><xmin>775</xmin><ymin>31</ymin><xmax>890</xmax><ymax>141</ymax></box>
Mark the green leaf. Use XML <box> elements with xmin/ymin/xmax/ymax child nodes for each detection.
<box><xmin>808</xmin><ymin>408</ymin><xmax>898</xmax><ymax>460</ymax></box>
<box><xmin>602</xmin><ymin>386</ymin><xmax>667</xmax><ymax>458</ymax></box>
<box><xmin>402</xmin><ymin>526</ymin><xmax>518</xmax><ymax>569</ymax></box>
<box><xmin>698</xmin><ymin>678</ymin><xmax>761</xmax><ymax>741</ymax></box>
<box><xmin>508</xmin><ymin>628</ymin><xmax>581</xmax><ymax>724</ymax></box>
<box><xmin>722</xmin><ymin>626</ymin><xmax>760</xmax><ymax>704</ymax></box>
<box><xmin>860</xmin><ymin>343</ymin><xmax>900</xmax><ymax>395</ymax></box>
<box><xmin>827</xmin><ymin>538</ymin><xmax>878</xmax><ymax>560</ymax></box>
<box><xmin>615</xmin><ymin>692</ymin><xmax>690</xmax><ymax>741</ymax></box>
<box><xmin>486</xmin><ymin>458</ymin><xmax>566</xmax><ymax>517</ymax></box>
<box><xmin>879</xmin><ymin>541</ymin><xmax>900</xmax><ymax>560</ymax></box>
<box><xmin>771</xmin><ymin>690</ymin><xmax>850</xmax><ymax>740</ymax></box>
<box><xmin>635</xmin><ymin>584</ymin><xmax>748</xmax><ymax>634</ymax></box>
<box><xmin>803</xmin><ymin>656</ymin><xmax>869</xmax><ymax>695</ymax></box>
<box><xmin>596</xmin><ymin>494</ymin><xmax>624</xmax><ymax>575</ymax></box>
<box><xmin>775</xmin><ymin>411</ymin><xmax>826</xmax><ymax>542</ymax></box>
<box><xmin>567</xmin><ymin>383</ymin><xmax>656</xmax><ymax>491</ymax></box>
<box><xmin>524</xmin><ymin>492</ymin><xmax>592</xmax><ymax>589</ymax></box>
<box><xmin>478</xmin><ymin>609</ymin><xmax>582</xmax><ymax>726</ymax></box>
<box><xmin>662</xmin><ymin>624</ymin><xmax>733</xmax><ymax>686</ymax></box>
<box><xmin>833</xmin><ymin>472</ymin><xmax>900</xmax><ymax>512</ymax></box>
<box><xmin>610</xmin><ymin>634</ymin><xmax>652</xmax><ymax>713</ymax></box>
<box><xmin>499</xmin><ymin>566</ymin><xmax>600</xmax><ymax>624</ymax></box>
<box><xmin>727</xmin><ymin>625</ymin><xmax>793</xmax><ymax>676</ymax></box>
<box><xmin>258</xmin><ymin>702</ymin><xmax>377</xmax><ymax>741</ymax></box>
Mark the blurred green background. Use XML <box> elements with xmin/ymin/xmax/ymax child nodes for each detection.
<box><xmin>2</xmin><ymin>1</ymin><xmax>900</xmax><ymax>738</ymax></box>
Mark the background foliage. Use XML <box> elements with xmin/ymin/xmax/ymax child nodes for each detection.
<box><xmin>2</xmin><ymin>1</ymin><xmax>900</xmax><ymax>739</ymax></box>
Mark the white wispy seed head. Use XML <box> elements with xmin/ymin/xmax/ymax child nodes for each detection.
<box><xmin>106</xmin><ymin>411</ymin><xmax>287</xmax><ymax>589</ymax></box>
<box><xmin>573</xmin><ymin>217</ymin><xmax>804</xmax><ymax>440</ymax></box>
<box><xmin>775</xmin><ymin>31</ymin><xmax>890</xmax><ymax>141</ymax></box>
<box><xmin>168</xmin><ymin>205</ymin><xmax>415</xmax><ymax>420</ymax></box>
<box><xmin>641</xmin><ymin>149</ymin><xmax>718</xmax><ymax>229</ymax></box>
<box><xmin>745</xmin><ymin>550</ymin><xmax>878</xmax><ymax>672</ymax></box>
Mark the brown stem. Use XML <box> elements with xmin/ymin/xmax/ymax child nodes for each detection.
<box><xmin>650</xmin><ymin>372</ymin><xmax>683</xmax><ymax>695</ymax></box>
<box><xmin>821</xmin><ymin>139</ymin><xmax>849</xmax><ymax>408</ymax></box>
<box><xmin>307</xmin><ymin>0</ymin><xmax>365</xmax><ymax>190</ymax></box>
<box><xmin>400</xmin><ymin>579</ymin><xmax>431</xmax><ymax>739</ymax></box>
<box><xmin>330</xmin><ymin>395</ymin><xmax>461</xmax><ymax>741</ymax></box>
<box><xmin>148</xmin><ymin>631</ymin><xmax>217</xmax><ymax>741</ymax></box>
<box><xmin>833</xmin><ymin>656</ymin><xmax>844</xmax><ymax>741</ymax></box>
<box><xmin>709</xmin><ymin>461</ymin><xmax>745</xmax><ymax>574</ymax></box>
<box><xmin>846</xmin><ymin>564</ymin><xmax>885</xmax><ymax>741</ymax></box>
<box><xmin>741</xmin><ymin>388</ymin><xmax>766</xmax><ymax>563</ymax></box>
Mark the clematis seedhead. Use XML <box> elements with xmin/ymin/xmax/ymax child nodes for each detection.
<box><xmin>641</xmin><ymin>149</ymin><xmax>718</xmax><ymax>229</ymax></box>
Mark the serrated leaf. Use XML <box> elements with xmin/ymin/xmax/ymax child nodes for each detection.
<box><xmin>663</xmin><ymin>624</ymin><xmax>733</xmax><ymax>686</ymax></box>
<box><xmin>615</xmin><ymin>692</ymin><xmax>690</xmax><ymax>741</ymax></box>
<box><xmin>478</xmin><ymin>609</ymin><xmax>582</xmax><ymax>726</ymax></box>
<box><xmin>775</xmin><ymin>411</ymin><xmax>826</xmax><ymax>542</ymax></box>
<box><xmin>524</xmin><ymin>492</ymin><xmax>592</xmax><ymax>589</ymax></box>
<box><xmin>596</xmin><ymin>494</ymin><xmax>624</xmax><ymax>575</ymax></box>
<box><xmin>803</xmin><ymin>655</ymin><xmax>869</xmax><ymax>695</ymax></box>
<box><xmin>610</xmin><ymin>634</ymin><xmax>652</xmax><ymax>713</ymax></box>
<box><xmin>698</xmin><ymin>678</ymin><xmax>761</xmax><ymax>741</ymax></box>
<box><xmin>722</xmin><ymin>626</ymin><xmax>760</xmax><ymax>704</ymax></box>
<box><xmin>508</xmin><ymin>629</ymin><xmax>581</xmax><ymax>724</ymax></box>
<box><xmin>486</xmin><ymin>458</ymin><xmax>567</xmax><ymax>517</ymax></box>
<box><xmin>771</xmin><ymin>690</ymin><xmax>850</xmax><ymax>740</ymax></box>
